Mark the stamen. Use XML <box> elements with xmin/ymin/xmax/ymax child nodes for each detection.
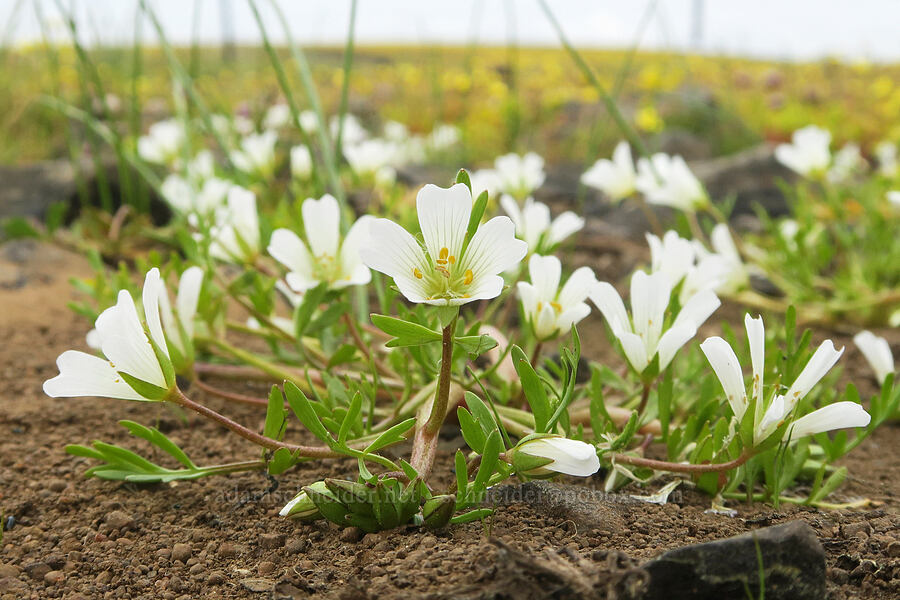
<box><xmin>413</xmin><ymin>268</ymin><xmax>423</xmax><ymax>279</ymax></box>
<box><xmin>439</xmin><ymin>247</ymin><xmax>449</xmax><ymax>260</ymax></box>
<box><xmin>464</xmin><ymin>269</ymin><xmax>474</xmax><ymax>285</ymax></box>
<box><xmin>550</xmin><ymin>301</ymin><xmax>562</xmax><ymax>312</ymax></box>
<box><xmin>448</xmin><ymin>255</ymin><xmax>456</xmax><ymax>264</ymax></box>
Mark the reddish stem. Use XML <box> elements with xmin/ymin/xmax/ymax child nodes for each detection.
<box><xmin>612</xmin><ymin>451</ymin><xmax>751</xmax><ymax>474</ymax></box>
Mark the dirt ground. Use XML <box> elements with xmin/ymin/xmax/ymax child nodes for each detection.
<box><xmin>0</xmin><ymin>238</ymin><xmax>898</xmax><ymax>600</ymax></box>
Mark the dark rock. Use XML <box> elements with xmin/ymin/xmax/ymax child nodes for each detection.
<box><xmin>241</xmin><ymin>577</ymin><xmax>275</xmax><ymax>593</ymax></box>
<box><xmin>104</xmin><ymin>510</ymin><xmax>135</xmax><ymax>530</ymax></box>
<box><xmin>0</xmin><ymin>160</ymin><xmax>77</xmax><ymax>221</ymax></box>
<box><xmin>484</xmin><ymin>480</ymin><xmax>625</xmax><ymax>533</ymax></box>
<box><xmin>24</xmin><ymin>561</ymin><xmax>51</xmax><ymax>580</ymax></box>
<box><xmin>259</xmin><ymin>533</ymin><xmax>285</xmax><ymax>549</ymax></box>
<box><xmin>641</xmin><ymin>520</ymin><xmax>825</xmax><ymax>600</ymax></box>
<box><xmin>171</xmin><ymin>543</ymin><xmax>192</xmax><ymax>563</ymax></box>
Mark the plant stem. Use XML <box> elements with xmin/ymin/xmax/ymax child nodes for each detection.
<box><xmin>611</xmin><ymin>451</ymin><xmax>751</xmax><ymax>474</ymax></box>
<box><xmin>169</xmin><ymin>387</ymin><xmax>339</xmax><ymax>457</ymax></box>
<box><xmin>191</xmin><ymin>378</ymin><xmax>268</xmax><ymax>406</ymax></box>
<box><xmin>199</xmin><ymin>337</ymin><xmax>311</xmax><ymax>391</ymax></box>
<box><xmin>425</xmin><ymin>319</ymin><xmax>457</xmax><ymax>436</ymax></box>
<box><xmin>636</xmin><ymin>380</ymin><xmax>652</xmax><ymax>415</ymax></box>
<box><xmin>530</xmin><ymin>341</ymin><xmax>544</xmax><ymax>368</ymax></box>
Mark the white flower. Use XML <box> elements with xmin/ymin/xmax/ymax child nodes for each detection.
<box><xmin>875</xmin><ymin>141</ymin><xmax>898</xmax><ymax>177</ymax></box>
<box><xmin>383</xmin><ymin>120</ymin><xmax>409</xmax><ymax>142</ymax></box>
<box><xmin>230</xmin><ymin>130</ymin><xmax>277</xmax><ymax>176</ymax></box>
<box><xmin>492</xmin><ymin>152</ymin><xmax>546</xmax><ymax>198</ymax></box>
<box><xmin>826</xmin><ymin>143</ymin><xmax>865</xmax><ymax>184</ymax></box>
<box><xmin>44</xmin><ymin>269</ymin><xmax>174</xmax><ymax>401</ymax></box>
<box><xmin>887</xmin><ymin>191</ymin><xmax>900</xmax><ymax>208</ymax></box>
<box><xmin>157</xmin><ymin>267</ymin><xmax>204</xmax><ymax>357</ymax></box>
<box><xmin>427</xmin><ymin>124</ymin><xmax>461</xmax><ymax>151</ymax></box>
<box><xmin>290</xmin><ymin>145</ymin><xmax>313</xmax><ymax>179</ymax></box>
<box><xmin>691</xmin><ymin>224</ymin><xmax>748</xmax><ymax>295</ymax></box>
<box><xmin>234</xmin><ymin>115</ymin><xmax>254</xmax><ymax>136</ymax></box>
<box><xmin>517</xmin><ymin>255</ymin><xmax>595</xmax><ymax>340</ymax></box>
<box><xmin>500</xmin><ymin>195</ymin><xmax>584</xmax><ymax>254</ymax></box>
<box><xmin>330</xmin><ymin>114</ymin><xmax>367</xmax><ymax>146</ymax></box>
<box><xmin>635</xmin><ymin>153</ymin><xmax>707</xmax><ymax>211</ymax></box>
<box><xmin>263</xmin><ymin>103</ymin><xmax>291</xmax><ymax>130</ymax></box>
<box><xmin>646</xmin><ymin>230</ymin><xmax>697</xmax><ymax>287</ymax></box>
<box><xmin>137</xmin><ymin>119</ymin><xmax>185</xmax><ymax>166</ymax></box>
<box><xmin>209</xmin><ymin>186</ymin><xmax>261</xmax><ymax>264</ymax></box>
<box><xmin>590</xmin><ymin>270</ymin><xmax>721</xmax><ymax>374</ymax></box>
<box><xmin>298</xmin><ymin>110</ymin><xmax>319</xmax><ymax>133</ymax></box>
<box><xmin>185</xmin><ymin>150</ymin><xmax>214</xmax><ymax>181</ymax></box>
<box><xmin>469</xmin><ymin>169</ymin><xmax>501</xmax><ymax>199</ymax></box>
<box><xmin>344</xmin><ymin>139</ymin><xmax>404</xmax><ymax>176</ymax></box>
<box><xmin>774</xmin><ymin>125</ymin><xmax>831</xmax><ymax>178</ymax></box>
<box><xmin>362</xmin><ymin>183</ymin><xmax>527</xmax><ymax>306</ymax></box>
<box><xmin>161</xmin><ymin>175</ymin><xmax>230</xmax><ymax>218</ymax></box>
<box><xmin>268</xmin><ymin>194</ymin><xmax>373</xmax><ymax>292</ymax></box>
<box><xmin>581</xmin><ymin>141</ymin><xmax>636</xmax><ymax>201</ymax></box>
<box><xmin>513</xmin><ymin>435</ymin><xmax>600</xmax><ymax>477</ymax></box>
<box><xmin>853</xmin><ymin>331</ymin><xmax>894</xmax><ymax>384</ymax></box>
<box><xmin>701</xmin><ymin>314</ymin><xmax>860</xmax><ymax>444</ymax></box>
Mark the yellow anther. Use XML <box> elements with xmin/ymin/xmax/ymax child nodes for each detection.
<box><xmin>464</xmin><ymin>269</ymin><xmax>474</xmax><ymax>285</ymax></box>
<box><xmin>436</xmin><ymin>258</ymin><xmax>447</xmax><ymax>265</ymax></box>
<box><xmin>448</xmin><ymin>255</ymin><xmax>456</xmax><ymax>264</ymax></box>
<box><xmin>550</xmin><ymin>301</ymin><xmax>562</xmax><ymax>312</ymax></box>
<box><xmin>439</xmin><ymin>247</ymin><xmax>449</xmax><ymax>260</ymax></box>
<box><xmin>413</xmin><ymin>268</ymin><xmax>423</xmax><ymax>279</ymax></box>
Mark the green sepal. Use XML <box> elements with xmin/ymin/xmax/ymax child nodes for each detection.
<box><xmin>303</xmin><ymin>483</ymin><xmax>350</xmax><ymax>525</ymax></box>
<box><xmin>422</xmin><ymin>494</ymin><xmax>456</xmax><ymax>530</ymax></box>
<box><xmin>461</xmin><ymin>188</ymin><xmax>489</xmax><ymax>257</ymax></box>
<box><xmin>455</xmin><ymin>168</ymin><xmax>472</xmax><ymax>192</ymax></box>
<box><xmin>436</xmin><ymin>305</ymin><xmax>459</xmax><ymax>329</ymax></box>
<box><xmin>372</xmin><ymin>479</ymin><xmax>402</xmax><ymax>529</ymax></box>
<box><xmin>344</xmin><ymin>512</ymin><xmax>382</xmax><ymax>533</ymax></box>
<box><xmin>324</xmin><ymin>478</ymin><xmax>376</xmax><ymax>518</ymax></box>
<box><xmin>146</xmin><ymin>329</ymin><xmax>176</xmax><ymax>389</ymax></box>
<box><xmin>118</xmin><ymin>371</ymin><xmax>169</xmax><ymax>401</ymax></box>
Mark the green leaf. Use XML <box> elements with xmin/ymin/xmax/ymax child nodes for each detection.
<box><xmin>267</xmin><ymin>448</ymin><xmax>297</xmax><ymax>475</ymax></box>
<box><xmin>464</xmin><ymin>392</ymin><xmax>499</xmax><ymax>438</ymax></box>
<box><xmin>306</xmin><ymin>301</ymin><xmax>348</xmax><ymax>336</ymax></box>
<box><xmin>294</xmin><ymin>282</ymin><xmax>328</xmax><ymax>338</ymax></box>
<box><xmin>457</xmin><ymin>407</ymin><xmax>486</xmax><ymax>454</ymax></box>
<box><xmin>284</xmin><ymin>381</ymin><xmax>333</xmax><ymax>444</ymax></box>
<box><xmin>454</xmin><ymin>334</ymin><xmax>498</xmax><ymax>357</ymax></box>
<box><xmin>454</xmin><ymin>450</ymin><xmax>468</xmax><ymax>502</ymax></box>
<box><xmin>1</xmin><ymin>217</ymin><xmax>40</xmax><ymax>239</ymax></box>
<box><xmin>119</xmin><ymin>420</ymin><xmax>195</xmax><ymax>468</ymax></box>
<box><xmin>371</xmin><ymin>314</ymin><xmax>442</xmax><ymax>347</ymax></box>
<box><xmin>810</xmin><ymin>466</ymin><xmax>848</xmax><ymax>504</ymax></box>
<box><xmin>658</xmin><ymin>368</ymin><xmax>673</xmax><ymax>442</ymax></box>
<box><xmin>471</xmin><ymin>430</ymin><xmax>501</xmax><ymax>502</ymax></box>
<box><xmin>450</xmin><ymin>508</ymin><xmax>493</xmax><ymax>524</ymax></box>
<box><xmin>609</xmin><ymin>411</ymin><xmax>640</xmax><ymax>452</ymax></box>
<box><xmin>327</xmin><ymin>344</ymin><xmax>359</xmax><ymax>369</ymax></box>
<box><xmin>512</xmin><ymin>346</ymin><xmax>550</xmax><ymax>432</ymax></box>
<box><xmin>45</xmin><ymin>201</ymin><xmax>67</xmax><ymax>234</ymax></box>
<box><xmin>363</xmin><ymin>418</ymin><xmax>416</xmax><ymax>453</ymax></box>
<box><xmin>263</xmin><ymin>386</ymin><xmax>287</xmax><ymax>441</ymax></box>
<box><xmin>338</xmin><ymin>392</ymin><xmax>362</xmax><ymax>445</ymax></box>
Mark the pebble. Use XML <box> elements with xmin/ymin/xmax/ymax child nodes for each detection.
<box><xmin>48</xmin><ymin>479</ymin><xmax>67</xmax><ymax>493</ymax></box>
<box><xmin>23</xmin><ymin>561</ymin><xmax>50</xmax><ymax>580</ymax></box>
<box><xmin>104</xmin><ymin>510</ymin><xmax>135</xmax><ymax>531</ymax></box>
<box><xmin>285</xmin><ymin>539</ymin><xmax>307</xmax><ymax>554</ymax></box>
<box><xmin>259</xmin><ymin>533</ymin><xmax>285</xmax><ymax>549</ymax></box>
<box><xmin>217</xmin><ymin>542</ymin><xmax>238</xmax><ymax>558</ymax></box>
<box><xmin>0</xmin><ymin>565</ymin><xmax>19</xmax><ymax>579</ymax></box>
<box><xmin>842</xmin><ymin>522</ymin><xmax>872</xmax><ymax>537</ymax></box>
<box><xmin>188</xmin><ymin>563</ymin><xmax>204</xmax><ymax>575</ymax></box>
<box><xmin>207</xmin><ymin>571</ymin><xmax>225</xmax><ymax>585</ymax></box>
<box><xmin>167</xmin><ymin>576</ymin><xmax>184</xmax><ymax>592</ymax></box>
<box><xmin>240</xmin><ymin>578</ymin><xmax>275</xmax><ymax>593</ymax></box>
<box><xmin>887</xmin><ymin>541</ymin><xmax>900</xmax><ymax>558</ymax></box>
<box><xmin>43</xmin><ymin>570</ymin><xmax>64</xmax><ymax>585</ymax></box>
<box><xmin>339</xmin><ymin>527</ymin><xmax>364</xmax><ymax>543</ymax></box>
<box><xmin>172</xmin><ymin>543</ymin><xmax>192</xmax><ymax>563</ymax></box>
<box><xmin>257</xmin><ymin>561</ymin><xmax>276</xmax><ymax>575</ymax></box>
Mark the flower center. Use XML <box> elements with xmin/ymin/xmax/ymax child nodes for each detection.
<box><xmin>412</xmin><ymin>246</ymin><xmax>475</xmax><ymax>301</ymax></box>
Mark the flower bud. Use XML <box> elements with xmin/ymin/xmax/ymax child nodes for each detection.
<box><xmin>279</xmin><ymin>482</ymin><xmax>326</xmax><ymax>520</ymax></box>
<box><xmin>509</xmin><ymin>434</ymin><xmax>600</xmax><ymax>477</ymax></box>
<box><xmin>422</xmin><ymin>494</ymin><xmax>456</xmax><ymax>530</ymax></box>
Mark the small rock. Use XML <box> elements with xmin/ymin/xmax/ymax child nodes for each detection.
<box><xmin>48</xmin><ymin>479</ymin><xmax>67</xmax><ymax>493</ymax></box>
<box><xmin>257</xmin><ymin>561</ymin><xmax>276</xmax><ymax>576</ymax></box>
<box><xmin>0</xmin><ymin>564</ymin><xmax>19</xmax><ymax>578</ymax></box>
<box><xmin>340</xmin><ymin>527</ymin><xmax>364</xmax><ymax>543</ymax></box>
<box><xmin>240</xmin><ymin>578</ymin><xmax>275</xmax><ymax>593</ymax></box>
<box><xmin>0</xmin><ymin>577</ymin><xmax>26</xmax><ymax>593</ymax></box>
<box><xmin>285</xmin><ymin>539</ymin><xmax>307</xmax><ymax>554</ymax></box>
<box><xmin>484</xmin><ymin>481</ymin><xmax>625</xmax><ymax>533</ymax></box>
<box><xmin>43</xmin><ymin>570</ymin><xmax>64</xmax><ymax>585</ymax></box>
<box><xmin>642</xmin><ymin>521</ymin><xmax>826</xmax><ymax>600</ymax></box>
<box><xmin>167</xmin><ymin>576</ymin><xmax>184</xmax><ymax>592</ymax></box>
<box><xmin>207</xmin><ymin>571</ymin><xmax>225</xmax><ymax>585</ymax></box>
<box><xmin>105</xmin><ymin>510</ymin><xmax>135</xmax><ymax>530</ymax></box>
<box><xmin>886</xmin><ymin>541</ymin><xmax>900</xmax><ymax>558</ymax></box>
<box><xmin>172</xmin><ymin>543</ymin><xmax>192</xmax><ymax>563</ymax></box>
<box><xmin>842</xmin><ymin>522</ymin><xmax>872</xmax><ymax>538</ymax></box>
<box><xmin>259</xmin><ymin>533</ymin><xmax>285</xmax><ymax>549</ymax></box>
<box><xmin>217</xmin><ymin>542</ymin><xmax>238</xmax><ymax>558</ymax></box>
<box><xmin>24</xmin><ymin>562</ymin><xmax>51</xmax><ymax>581</ymax></box>
<box><xmin>188</xmin><ymin>564</ymin><xmax>204</xmax><ymax>575</ymax></box>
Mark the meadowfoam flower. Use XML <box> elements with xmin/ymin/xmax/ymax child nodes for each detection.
<box><xmin>230</xmin><ymin>130</ymin><xmax>277</xmax><ymax>176</ymax></box>
<box><xmin>581</xmin><ymin>141</ymin><xmax>636</xmax><ymax>202</ymax></box>
<box><xmin>517</xmin><ymin>254</ymin><xmax>595</xmax><ymax>341</ymax></box>
<box><xmin>298</xmin><ymin>110</ymin><xmax>319</xmax><ymax>134</ymax></box>
<box><xmin>268</xmin><ymin>194</ymin><xmax>373</xmax><ymax>292</ymax></box>
<box><xmin>344</xmin><ymin>139</ymin><xmax>402</xmax><ymax>182</ymax></box>
<box><xmin>875</xmin><ymin>141</ymin><xmax>898</xmax><ymax>177</ymax></box>
<box><xmin>161</xmin><ymin>175</ymin><xmax>231</xmax><ymax>218</ymax></box>
<box><xmin>774</xmin><ymin>125</ymin><xmax>831</xmax><ymax>178</ymax></box>
<box><xmin>887</xmin><ymin>191</ymin><xmax>900</xmax><ymax>208</ymax></box>
<box><xmin>692</xmin><ymin>224</ymin><xmax>748</xmax><ymax>295</ymax></box>
<box><xmin>469</xmin><ymin>169</ymin><xmax>501</xmax><ymax>199</ymax></box>
<box><xmin>44</xmin><ymin>268</ymin><xmax>176</xmax><ymax>401</ymax></box>
<box><xmin>208</xmin><ymin>186</ymin><xmax>261</xmax><ymax>264</ymax></box>
<box><xmin>510</xmin><ymin>435</ymin><xmax>600</xmax><ymax>477</ymax></box>
<box><xmin>853</xmin><ymin>331</ymin><xmax>894</xmax><ymax>384</ymax></box>
<box><xmin>500</xmin><ymin>195</ymin><xmax>584</xmax><ymax>254</ymax></box>
<box><xmin>157</xmin><ymin>267</ymin><xmax>204</xmax><ymax>361</ymax></box>
<box><xmin>646</xmin><ymin>230</ymin><xmax>697</xmax><ymax>286</ymax></box>
<box><xmin>291</xmin><ymin>145</ymin><xmax>313</xmax><ymax>180</ymax></box>
<box><xmin>331</xmin><ymin>114</ymin><xmax>368</xmax><ymax>146</ymax></box>
<box><xmin>700</xmin><ymin>314</ymin><xmax>865</xmax><ymax>445</ymax></box>
<box><xmin>184</xmin><ymin>150</ymin><xmax>214</xmax><ymax>181</ymax></box>
<box><xmin>427</xmin><ymin>124</ymin><xmax>461</xmax><ymax>151</ymax></box>
<box><xmin>590</xmin><ymin>270</ymin><xmax>720</xmax><ymax>374</ymax></box>
<box><xmin>827</xmin><ymin>143</ymin><xmax>865</xmax><ymax>184</ymax></box>
<box><xmin>137</xmin><ymin>119</ymin><xmax>185</xmax><ymax>166</ymax></box>
<box><xmin>635</xmin><ymin>153</ymin><xmax>708</xmax><ymax>211</ymax></box>
<box><xmin>263</xmin><ymin>103</ymin><xmax>291</xmax><ymax>130</ymax></box>
<box><xmin>362</xmin><ymin>183</ymin><xmax>527</xmax><ymax>306</ymax></box>
<box><xmin>492</xmin><ymin>152</ymin><xmax>546</xmax><ymax>199</ymax></box>
<box><xmin>383</xmin><ymin>120</ymin><xmax>409</xmax><ymax>142</ymax></box>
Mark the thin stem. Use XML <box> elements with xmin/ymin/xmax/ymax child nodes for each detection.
<box><xmin>198</xmin><ymin>337</ymin><xmax>311</xmax><ymax>391</ymax></box>
<box><xmin>530</xmin><ymin>341</ymin><xmax>544</xmax><ymax>368</ymax></box>
<box><xmin>170</xmin><ymin>387</ymin><xmax>339</xmax><ymax>457</ymax></box>
<box><xmin>192</xmin><ymin>378</ymin><xmax>268</xmax><ymax>406</ymax></box>
<box><xmin>636</xmin><ymin>380</ymin><xmax>652</xmax><ymax>415</ymax></box>
<box><xmin>611</xmin><ymin>451</ymin><xmax>751</xmax><ymax>474</ymax></box>
<box><xmin>425</xmin><ymin>319</ymin><xmax>457</xmax><ymax>436</ymax></box>
<box><xmin>334</xmin><ymin>0</ymin><xmax>358</xmax><ymax>162</ymax></box>
<box><xmin>196</xmin><ymin>460</ymin><xmax>266</xmax><ymax>477</ymax></box>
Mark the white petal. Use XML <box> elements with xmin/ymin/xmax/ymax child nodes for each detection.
<box><xmin>528</xmin><ymin>254</ymin><xmax>561</xmax><ymax>301</ymax></box>
<box><xmin>517</xmin><ymin>281</ymin><xmax>539</xmax><ymax>317</ymax></box>
<box><xmin>548</xmin><ymin>211</ymin><xmax>584</xmax><ymax>246</ymax></box>
<box><xmin>555</xmin><ymin>303</ymin><xmax>591</xmax><ymax>335</ymax></box>
<box><xmin>756</xmin><ymin>395</ymin><xmax>786</xmax><ymax>444</ymax></box>
<box><xmin>362</xmin><ymin>218</ymin><xmax>430</xmax><ymax>303</ymax></box>
<box><xmin>518</xmin><ymin>437</ymin><xmax>600</xmax><ymax>477</ymax></box>
<box><xmin>656</xmin><ymin>324</ymin><xmax>697</xmax><ymax>370</ymax></box>
<box><xmin>43</xmin><ymin>350</ymin><xmax>148</xmax><ymax>401</ymax></box>
<box><xmin>630</xmin><ymin>270</ymin><xmax>670</xmax><ymax>351</ymax></box>
<box><xmin>589</xmin><ymin>282</ymin><xmax>630</xmax><ymax>333</ymax></box>
<box><xmin>615</xmin><ymin>327</ymin><xmax>650</xmax><ymax>372</ymax></box>
<box><xmin>558</xmin><ymin>266</ymin><xmax>597</xmax><ymax>309</ymax></box>
<box><xmin>141</xmin><ymin>268</ymin><xmax>168</xmax><ymax>356</ymax></box>
<box><xmin>672</xmin><ymin>289</ymin><xmax>721</xmax><ymax>332</ymax></box>
<box><xmin>783</xmin><ymin>340</ymin><xmax>844</xmax><ymax>411</ymax></box>
<box><xmin>268</xmin><ymin>228</ymin><xmax>315</xmax><ymax>283</ymax></box>
<box><xmin>416</xmin><ymin>183</ymin><xmax>471</xmax><ymax>261</ymax></box>
<box><xmin>176</xmin><ymin>267</ymin><xmax>203</xmax><ymax>340</ymax></box>
<box><xmin>102</xmin><ymin>334</ymin><xmax>167</xmax><ymax>388</ymax></box>
<box><xmin>534</xmin><ymin>302</ymin><xmax>558</xmax><ymax>340</ymax></box>
<box><xmin>499</xmin><ymin>194</ymin><xmax>522</xmax><ymax>230</ymax></box>
<box><xmin>700</xmin><ymin>336</ymin><xmax>748</xmax><ymax>419</ymax></box>
<box><xmin>853</xmin><ymin>330</ymin><xmax>894</xmax><ymax>384</ymax></box>
<box><xmin>745</xmin><ymin>314</ymin><xmax>766</xmax><ymax>419</ymax></box>
<box><xmin>460</xmin><ymin>216</ymin><xmax>528</xmax><ymax>280</ymax></box>
<box><xmin>786</xmin><ymin>402</ymin><xmax>871</xmax><ymax>440</ymax></box>
<box><xmin>338</xmin><ymin>215</ymin><xmax>374</xmax><ymax>286</ymax></box>
<box><xmin>302</xmin><ymin>194</ymin><xmax>341</xmax><ymax>259</ymax></box>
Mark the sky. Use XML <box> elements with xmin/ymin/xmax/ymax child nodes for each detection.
<box><xmin>6</xmin><ymin>0</ymin><xmax>900</xmax><ymax>62</ymax></box>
